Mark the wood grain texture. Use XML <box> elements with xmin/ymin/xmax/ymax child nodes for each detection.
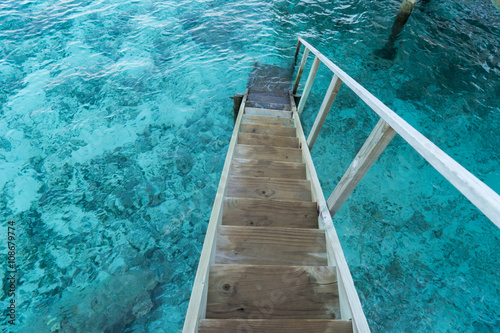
<box><xmin>206</xmin><ymin>265</ymin><xmax>340</xmax><ymax>319</ymax></box>
<box><xmin>293</xmin><ymin>47</ymin><xmax>309</xmax><ymax>94</ymax></box>
<box><xmin>230</xmin><ymin>158</ymin><xmax>306</xmax><ymax>179</ymax></box>
<box><xmin>290</xmin><ymin>90</ymin><xmax>369</xmax><ymax>331</ymax></box>
<box><xmin>247</xmin><ymin>92</ymin><xmax>291</xmax><ymax>105</ymax></box>
<box><xmin>215</xmin><ymin>226</ymin><xmax>327</xmax><ymax>266</ymax></box>
<box><xmin>226</xmin><ymin>176</ymin><xmax>312</xmax><ymax>202</ymax></box>
<box><xmin>238</xmin><ymin>133</ymin><xmax>299</xmax><ymax>148</ymax></box>
<box><xmin>199</xmin><ymin>319</ymin><xmax>353</xmax><ymax>333</ymax></box>
<box><xmin>234</xmin><ymin>144</ymin><xmax>302</xmax><ymax>163</ymax></box>
<box><xmin>183</xmin><ymin>90</ymin><xmax>250</xmax><ymax>333</ymax></box>
<box><xmin>327</xmin><ymin>119</ymin><xmax>395</xmax><ymax>216</ymax></box>
<box><xmin>246</xmin><ymin>101</ymin><xmax>291</xmax><ymax>111</ymax></box>
<box><xmin>240</xmin><ymin>123</ymin><xmax>297</xmax><ymax>137</ymax></box>
<box><xmin>245</xmin><ymin>107</ymin><xmax>292</xmax><ymax>118</ymax></box>
<box><xmin>222</xmin><ymin>197</ymin><xmax>318</xmax><ymax>228</ymax></box>
<box><xmin>242</xmin><ymin>114</ymin><xmax>294</xmax><ymax>127</ymax></box>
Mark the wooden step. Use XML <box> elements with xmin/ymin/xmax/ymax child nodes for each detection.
<box><xmin>245</xmin><ymin>107</ymin><xmax>292</xmax><ymax>118</ymax></box>
<box><xmin>206</xmin><ymin>265</ymin><xmax>340</xmax><ymax>319</ymax></box>
<box><xmin>240</xmin><ymin>123</ymin><xmax>296</xmax><ymax>137</ymax></box>
<box><xmin>231</xmin><ymin>158</ymin><xmax>306</xmax><ymax>179</ymax></box>
<box><xmin>242</xmin><ymin>114</ymin><xmax>294</xmax><ymax>127</ymax></box>
<box><xmin>238</xmin><ymin>133</ymin><xmax>299</xmax><ymax>148</ymax></box>
<box><xmin>222</xmin><ymin>198</ymin><xmax>318</xmax><ymax>228</ymax></box>
<box><xmin>199</xmin><ymin>319</ymin><xmax>353</xmax><ymax>333</ymax></box>
<box><xmin>247</xmin><ymin>91</ymin><xmax>291</xmax><ymax>106</ymax></box>
<box><xmin>234</xmin><ymin>144</ymin><xmax>302</xmax><ymax>163</ymax></box>
<box><xmin>215</xmin><ymin>226</ymin><xmax>327</xmax><ymax>266</ymax></box>
<box><xmin>226</xmin><ymin>176</ymin><xmax>312</xmax><ymax>202</ymax></box>
<box><xmin>246</xmin><ymin>101</ymin><xmax>291</xmax><ymax>111</ymax></box>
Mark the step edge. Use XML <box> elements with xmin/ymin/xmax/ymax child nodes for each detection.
<box><xmin>232</xmin><ymin>157</ymin><xmax>306</xmax><ymax>167</ymax></box>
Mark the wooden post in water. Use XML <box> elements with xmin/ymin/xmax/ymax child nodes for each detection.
<box><xmin>327</xmin><ymin>119</ymin><xmax>396</xmax><ymax>217</ymax></box>
<box><xmin>391</xmin><ymin>0</ymin><xmax>418</xmax><ymax>37</ymax></box>
<box><xmin>374</xmin><ymin>0</ymin><xmax>418</xmax><ymax>60</ymax></box>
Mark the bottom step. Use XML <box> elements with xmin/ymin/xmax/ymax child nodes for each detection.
<box><xmin>199</xmin><ymin>319</ymin><xmax>352</xmax><ymax>333</ymax></box>
<box><xmin>206</xmin><ymin>265</ymin><xmax>340</xmax><ymax>319</ymax></box>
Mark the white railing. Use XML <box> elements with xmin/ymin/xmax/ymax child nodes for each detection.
<box><xmin>289</xmin><ymin>92</ymin><xmax>370</xmax><ymax>333</ymax></box>
<box><xmin>294</xmin><ymin>37</ymin><xmax>500</xmax><ymax>228</ymax></box>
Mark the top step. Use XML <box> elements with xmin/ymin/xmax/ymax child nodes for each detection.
<box><xmin>246</xmin><ymin>91</ymin><xmax>291</xmax><ymax>111</ymax></box>
<box><xmin>245</xmin><ymin>107</ymin><xmax>292</xmax><ymax>119</ymax></box>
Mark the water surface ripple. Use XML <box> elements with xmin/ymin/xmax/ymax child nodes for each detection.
<box><xmin>0</xmin><ymin>0</ymin><xmax>498</xmax><ymax>331</ymax></box>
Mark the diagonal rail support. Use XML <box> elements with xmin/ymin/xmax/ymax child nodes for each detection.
<box><xmin>307</xmin><ymin>74</ymin><xmax>343</xmax><ymax>151</ymax></box>
<box><xmin>327</xmin><ymin>118</ymin><xmax>396</xmax><ymax>217</ymax></box>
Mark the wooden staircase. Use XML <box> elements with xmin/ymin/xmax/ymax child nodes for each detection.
<box><xmin>185</xmin><ymin>37</ymin><xmax>500</xmax><ymax>333</ymax></box>
<box><xmin>193</xmin><ymin>90</ymin><xmax>353</xmax><ymax>332</ymax></box>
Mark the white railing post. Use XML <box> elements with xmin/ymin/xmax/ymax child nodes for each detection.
<box><xmin>297</xmin><ymin>56</ymin><xmax>321</xmax><ymax>116</ymax></box>
<box><xmin>307</xmin><ymin>74</ymin><xmax>343</xmax><ymax>151</ymax></box>
<box><xmin>292</xmin><ymin>48</ymin><xmax>309</xmax><ymax>94</ymax></box>
<box><xmin>327</xmin><ymin>119</ymin><xmax>396</xmax><ymax>216</ymax></box>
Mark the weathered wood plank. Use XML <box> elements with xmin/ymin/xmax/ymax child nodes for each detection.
<box><xmin>222</xmin><ymin>197</ymin><xmax>318</xmax><ymax>228</ymax></box>
<box><xmin>247</xmin><ymin>92</ymin><xmax>291</xmax><ymax>106</ymax></box>
<box><xmin>215</xmin><ymin>226</ymin><xmax>327</xmax><ymax>266</ymax></box>
<box><xmin>226</xmin><ymin>176</ymin><xmax>312</xmax><ymax>202</ymax></box>
<box><xmin>199</xmin><ymin>319</ymin><xmax>353</xmax><ymax>333</ymax></box>
<box><xmin>234</xmin><ymin>144</ymin><xmax>302</xmax><ymax>163</ymax></box>
<box><xmin>242</xmin><ymin>114</ymin><xmax>295</xmax><ymax>127</ymax></box>
<box><xmin>240</xmin><ymin>123</ymin><xmax>296</xmax><ymax>137</ymax></box>
<box><xmin>327</xmin><ymin>119</ymin><xmax>396</xmax><ymax>216</ymax></box>
<box><xmin>245</xmin><ymin>107</ymin><xmax>292</xmax><ymax>118</ymax></box>
<box><xmin>231</xmin><ymin>158</ymin><xmax>306</xmax><ymax>179</ymax></box>
<box><xmin>297</xmin><ymin>56</ymin><xmax>321</xmax><ymax>115</ymax></box>
<box><xmin>206</xmin><ymin>265</ymin><xmax>340</xmax><ymax>319</ymax></box>
<box><xmin>238</xmin><ymin>133</ymin><xmax>299</xmax><ymax>148</ymax></box>
<box><xmin>292</xmin><ymin>47</ymin><xmax>309</xmax><ymax>94</ymax></box>
<box><xmin>307</xmin><ymin>74</ymin><xmax>343</xmax><ymax>151</ymax></box>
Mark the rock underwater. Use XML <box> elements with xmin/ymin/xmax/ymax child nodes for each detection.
<box><xmin>20</xmin><ymin>270</ymin><xmax>158</xmax><ymax>332</ymax></box>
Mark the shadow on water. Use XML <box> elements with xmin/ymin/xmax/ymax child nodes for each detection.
<box><xmin>374</xmin><ymin>0</ymin><xmax>430</xmax><ymax>60</ymax></box>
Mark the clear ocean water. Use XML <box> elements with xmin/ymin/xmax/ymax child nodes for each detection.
<box><xmin>0</xmin><ymin>0</ymin><xmax>498</xmax><ymax>331</ymax></box>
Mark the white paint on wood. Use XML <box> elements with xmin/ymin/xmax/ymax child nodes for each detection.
<box><xmin>297</xmin><ymin>56</ymin><xmax>321</xmax><ymax>116</ymax></box>
<box><xmin>337</xmin><ymin>266</ymin><xmax>353</xmax><ymax>321</ymax></box>
<box><xmin>327</xmin><ymin>119</ymin><xmax>396</xmax><ymax>217</ymax></box>
<box><xmin>307</xmin><ymin>74</ymin><xmax>342</xmax><ymax>151</ymax></box>
<box><xmin>290</xmin><ymin>92</ymin><xmax>371</xmax><ymax>333</ymax></box>
<box><xmin>298</xmin><ymin>37</ymin><xmax>500</xmax><ymax>228</ymax></box>
<box><xmin>183</xmin><ymin>90</ymin><xmax>249</xmax><ymax>333</ymax></box>
<box><xmin>292</xmin><ymin>48</ymin><xmax>309</xmax><ymax>94</ymax></box>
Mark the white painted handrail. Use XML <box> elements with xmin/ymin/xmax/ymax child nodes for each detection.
<box><xmin>295</xmin><ymin>37</ymin><xmax>500</xmax><ymax>228</ymax></box>
<box><xmin>183</xmin><ymin>90</ymin><xmax>249</xmax><ymax>333</ymax></box>
<box><xmin>290</xmin><ymin>92</ymin><xmax>370</xmax><ymax>333</ymax></box>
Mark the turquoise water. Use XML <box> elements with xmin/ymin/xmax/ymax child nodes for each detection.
<box><xmin>0</xmin><ymin>0</ymin><xmax>498</xmax><ymax>331</ymax></box>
